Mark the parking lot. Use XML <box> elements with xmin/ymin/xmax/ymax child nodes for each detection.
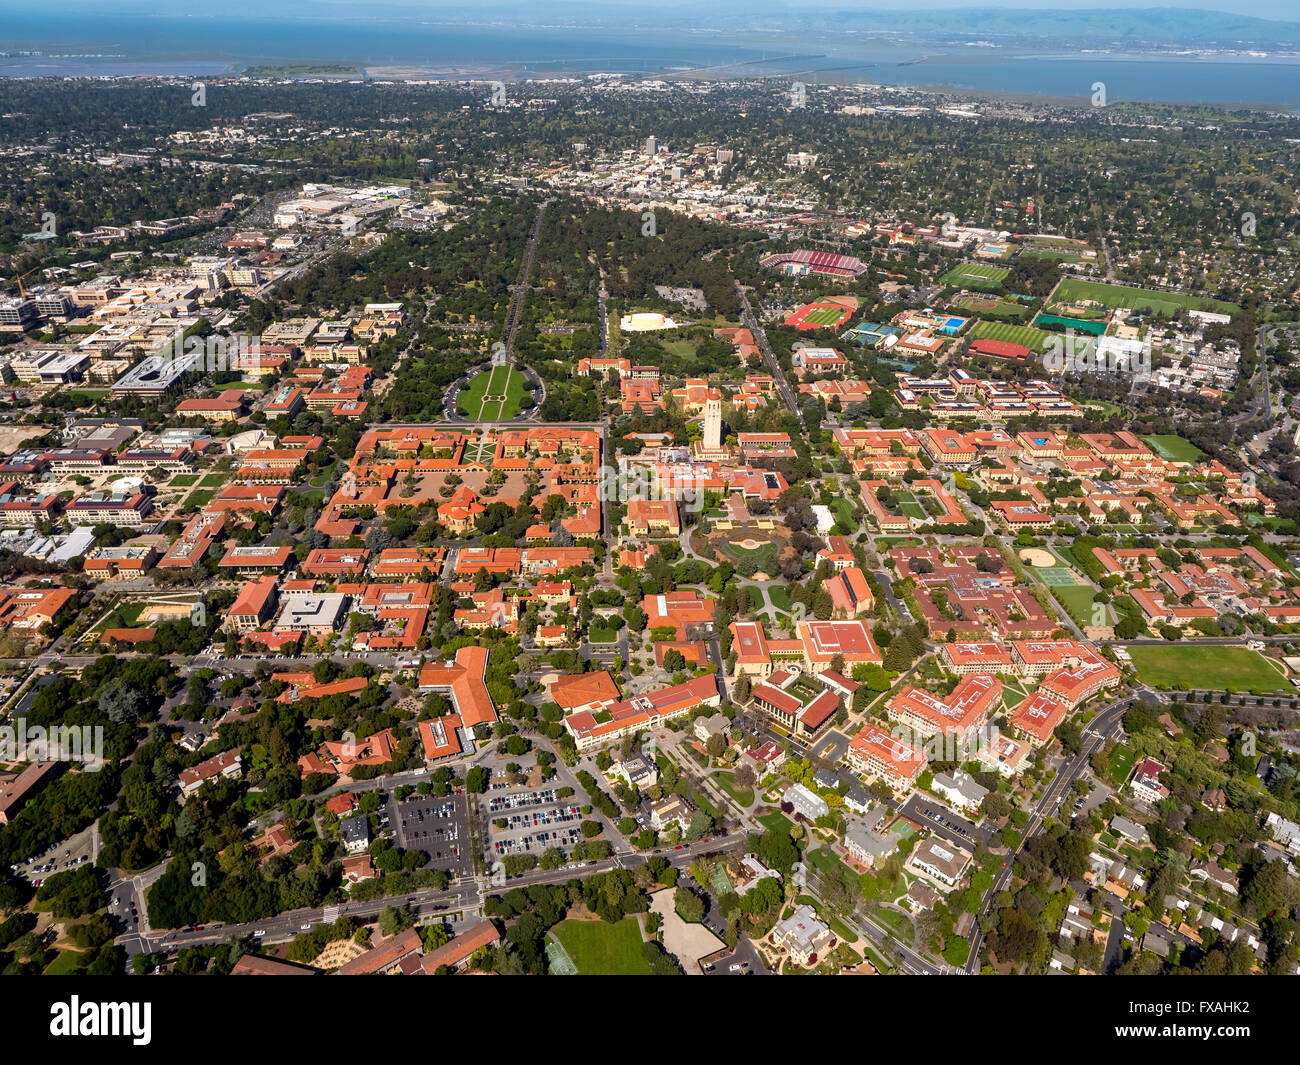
<box><xmin>13</xmin><ymin>824</ymin><xmax>96</xmax><ymax>887</ymax></box>
<box><xmin>487</xmin><ymin>786</ymin><xmax>584</xmax><ymax>859</ymax></box>
<box><xmin>389</xmin><ymin>793</ymin><xmax>473</xmax><ymax>877</ymax></box>
<box><xmin>900</xmin><ymin>795</ymin><xmax>991</xmax><ymax>849</ymax></box>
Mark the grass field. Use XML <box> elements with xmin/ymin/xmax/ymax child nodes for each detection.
<box><xmin>940</xmin><ymin>263</ymin><xmax>1009</xmax><ymax>288</ymax></box>
<box><xmin>1128</xmin><ymin>645</ymin><xmax>1290</xmax><ymax>693</ymax></box>
<box><xmin>460</xmin><ymin>363</ymin><xmax>528</xmax><ymax>421</ymax></box>
<box><xmin>1054</xmin><ymin>585</ymin><xmax>1107</xmax><ymax>626</ymax></box>
<box><xmin>970</xmin><ymin>319</ymin><xmax>1051</xmax><ymax>352</ymax></box>
<box><xmin>588</xmin><ymin>626</ymin><xmax>619</xmax><ymax>644</ymax></box>
<box><xmin>1141</xmin><ymin>435</ymin><xmax>1204</xmax><ymax>464</ymax></box>
<box><xmin>897</xmin><ymin>492</ymin><xmax>927</xmax><ymax>520</ymax></box>
<box><xmin>1052</xmin><ymin>279</ymin><xmax>1241</xmax><ymax>316</ymax></box>
<box><xmin>1108</xmin><ymin>746</ymin><xmax>1138</xmax><ymax>788</ymax></box>
<box><xmin>42</xmin><ymin>950</ymin><xmax>86</xmax><ymax>976</ymax></box>
<box><xmin>789</xmin><ymin>301</ymin><xmax>854</xmax><ymax>329</ymax></box>
<box><xmin>830</xmin><ymin>497</ymin><xmax>857</xmax><ymax>532</ymax></box>
<box><xmin>759</xmin><ymin>810</ymin><xmax>794</xmax><ymax>834</ymax></box>
<box><xmin>952</xmin><ymin>292</ymin><xmax>1029</xmax><ymax>320</ymax></box>
<box><xmin>1018</xmin><ymin>238</ymin><xmax>1095</xmax><ymax>264</ymax></box>
<box><xmin>550</xmin><ymin>918</ymin><xmax>651</xmax><ymax>975</ymax></box>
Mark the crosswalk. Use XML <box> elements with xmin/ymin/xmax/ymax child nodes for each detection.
<box><xmin>322</xmin><ymin>904</ymin><xmax>340</xmax><ymax>924</ymax></box>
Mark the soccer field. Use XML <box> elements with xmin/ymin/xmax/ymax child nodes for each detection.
<box><xmin>1128</xmin><ymin>645</ymin><xmax>1291</xmax><ymax>694</ymax></box>
<box><xmin>1052</xmin><ymin>279</ymin><xmax>1241</xmax><ymax>316</ymax></box>
<box><xmin>787</xmin><ymin>301</ymin><xmax>854</xmax><ymax>330</ymax></box>
<box><xmin>940</xmin><ymin>263</ymin><xmax>1009</xmax><ymax>288</ymax></box>
<box><xmin>803</xmin><ymin>306</ymin><xmax>847</xmax><ymax>326</ymax></box>
<box><xmin>970</xmin><ymin>319</ymin><xmax>1051</xmax><ymax>352</ymax></box>
<box><xmin>550</xmin><ymin>919</ymin><xmax>651</xmax><ymax>975</ymax></box>
<box><xmin>459</xmin><ymin>364</ymin><xmax>527</xmax><ymax>421</ymax></box>
<box><xmin>1141</xmin><ymin>434</ymin><xmax>1204</xmax><ymax>464</ymax></box>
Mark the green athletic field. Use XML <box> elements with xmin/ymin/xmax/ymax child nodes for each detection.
<box><xmin>940</xmin><ymin>263</ymin><xmax>1009</xmax><ymax>288</ymax></box>
<box><xmin>549</xmin><ymin>919</ymin><xmax>651</xmax><ymax>975</ymax></box>
<box><xmin>460</xmin><ymin>364</ymin><xmax>527</xmax><ymax>421</ymax></box>
<box><xmin>953</xmin><ymin>293</ymin><xmax>1028</xmax><ymax>320</ymax></box>
<box><xmin>970</xmin><ymin>319</ymin><xmax>1052</xmax><ymax>352</ymax></box>
<box><xmin>1127</xmin><ymin>645</ymin><xmax>1291</xmax><ymax>694</ymax></box>
<box><xmin>800</xmin><ymin>305</ymin><xmax>851</xmax><ymax>327</ymax></box>
<box><xmin>1052</xmin><ymin>280</ymin><xmax>1241</xmax><ymax>316</ymax></box>
<box><xmin>1140</xmin><ymin>435</ymin><xmax>1204</xmax><ymax>464</ymax></box>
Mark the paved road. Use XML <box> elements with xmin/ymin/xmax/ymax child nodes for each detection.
<box><xmin>130</xmin><ymin>832</ymin><xmax>745</xmax><ymax>956</ymax></box>
<box><xmin>502</xmin><ymin>197</ymin><xmax>553</xmax><ymax>359</ymax></box>
<box><xmin>963</xmin><ymin>697</ymin><xmax>1129</xmax><ymax>972</ymax></box>
<box><xmin>735</xmin><ymin>283</ymin><xmax>801</xmax><ymax>420</ymax></box>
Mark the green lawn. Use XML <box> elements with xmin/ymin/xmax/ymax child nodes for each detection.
<box><xmin>550</xmin><ymin>918</ymin><xmax>651</xmax><ymax>975</ymax></box>
<box><xmin>199</xmin><ymin>472</ymin><xmax>228</xmax><ymax>487</ymax></box>
<box><xmin>184</xmin><ymin>488</ymin><xmax>217</xmax><ymax>507</ymax></box>
<box><xmin>896</xmin><ymin>493</ymin><xmax>927</xmax><ymax>520</ymax></box>
<box><xmin>1140</xmin><ymin>434</ymin><xmax>1204</xmax><ymax>464</ymax></box>
<box><xmin>759</xmin><ymin>810</ymin><xmax>794</xmax><ymax>834</ymax></box>
<box><xmin>43</xmin><ymin>949</ymin><xmax>86</xmax><ymax>975</ymax></box>
<box><xmin>170</xmin><ymin>474</ymin><xmax>199</xmax><ymax>487</ymax></box>
<box><xmin>1052</xmin><ymin>584</ymin><xmax>1106</xmax><ymax>626</ymax></box>
<box><xmin>768</xmin><ymin>586</ymin><xmax>792</xmax><ymax>611</ymax></box>
<box><xmin>830</xmin><ymin>497</ymin><xmax>857</xmax><ymax>532</ymax></box>
<box><xmin>1127</xmin><ymin>645</ymin><xmax>1290</xmax><ymax>694</ymax></box>
<box><xmin>588</xmin><ymin>626</ymin><xmax>619</xmax><ymax>644</ymax></box>
<box><xmin>1108</xmin><ymin>745</ymin><xmax>1138</xmax><ymax>788</ymax></box>
<box><xmin>727</xmin><ymin>539</ymin><xmax>778</xmax><ymax>570</ymax></box>
<box><xmin>714</xmin><ymin>771</ymin><xmax>754</xmax><ymax>807</ymax></box>
<box><xmin>875</xmin><ymin>908</ymin><xmax>914</xmax><ymax>940</ymax></box>
<box><xmin>459</xmin><ymin>363</ymin><xmax>528</xmax><ymax>421</ymax></box>
<box><xmin>1052</xmin><ymin>279</ymin><xmax>1241</xmax><ymax>316</ymax></box>
<box><xmin>92</xmin><ymin>600</ymin><xmax>146</xmax><ymax>634</ymax></box>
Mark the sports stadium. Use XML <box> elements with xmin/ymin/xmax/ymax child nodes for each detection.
<box><xmin>759</xmin><ymin>249</ymin><xmax>868</xmax><ymax>280</ymax></box>
<box><xmin>785</xmin><ymin>299</ymin><xmax>856</xmax><ymax>331</ymax></box>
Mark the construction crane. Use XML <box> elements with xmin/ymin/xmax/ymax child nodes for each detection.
<box><xmin>7</xmin><ymin>266</ymin><xmax>40</xmax><ymax>299</ymax></box>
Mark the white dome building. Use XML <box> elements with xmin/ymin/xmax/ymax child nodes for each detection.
<box><xmin>620</xmin><ymin>311</ymin><xmax>678</xmax><ymax>332</ymax></box>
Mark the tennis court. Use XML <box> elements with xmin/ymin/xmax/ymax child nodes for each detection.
<box><xmin>1036</xmin><ymin>566</ymin><xmax>1080</xmax><ymax>586</ymax></box>
<box><xmin>545</xmin><ymin>936</ymin><xmax>579</xmax><ymax>976</ymax></box>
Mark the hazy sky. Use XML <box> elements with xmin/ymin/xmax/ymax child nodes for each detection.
<box><xmin>5</xmin><ymin>0</ymin><xmax>1297</xmax><ymax>16</ymax></box>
